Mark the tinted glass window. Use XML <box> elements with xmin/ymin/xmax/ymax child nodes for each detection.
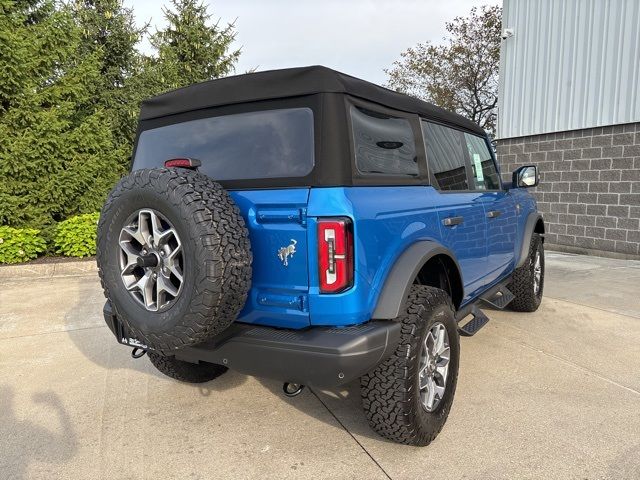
<box><xmin>351</xmin><ymin>106</ymin><xmax>418</xmax><ymax>176</ymax></box>
<box><xmin>465</xmin><ymin>133</ymin><xmax>500</xmax><ymax>190</ymax></box>
<box><xmin>422</xmin><ymin>121</ymin><xmax>469</xmax><ymax>191</ymax></box>
<box><xmin>133</xmin><ymin>108</ymin><xmax>314</xmax><ymax>180</ymax></box>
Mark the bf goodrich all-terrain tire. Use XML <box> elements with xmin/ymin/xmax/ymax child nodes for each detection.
<box><xmin>509</xmin><ymin>233</ymin><xmax>544</xmax><ymax>312</ymax></box>
<box><xmin>147</xmin><ymin>351</ymin><xmax>228</xmax><ymax>383</ymax></box>
<box><xmin>361</xmin><ymin>286</ymin><xmax>460</xmax><ymax>446</ymax></box>
<box><xmin>97</xmin><ymin>168</ymin><xmax>252</xmax><ymax>352</ymax></box>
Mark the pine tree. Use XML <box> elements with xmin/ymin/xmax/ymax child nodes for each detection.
<box><xmin>148</xmin><ymin>0</ymin><xmax>240</xmax><ymax>91</ymax></box>
<box><xmin>0</xmin><ymin>0</ymin><xmax>243</xmax><ymax>231</ymax></box>
<box><xmin>0</xmin><ymin>0</ymin><xmax>124</xmax><ymax>228</ymax></box>
<box><xmin>72</xmin><ymin>0</ymin><xmax>147</xmax><ymax>149</ymax></box>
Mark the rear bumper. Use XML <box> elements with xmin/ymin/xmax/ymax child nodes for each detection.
<box><xmin>103</xmin><ymin>301</ymin><xmax>401</xmax><ymax>388</ymax></box>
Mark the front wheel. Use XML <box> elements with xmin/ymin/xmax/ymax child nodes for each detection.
<box><xmin>360</xmin><ymin>286</ymin><xmax>460</xmax><ymax>446</ymax></box>
<box><xmin>509</xmin><ymin>233</ymin><xmax>544</xmax><ymax>312</ymax></box>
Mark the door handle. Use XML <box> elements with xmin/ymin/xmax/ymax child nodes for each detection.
<box><xmin>442</xmin><ymin>216</ymin><xmax>464</xmax><ymax>227</ymax></box>
<box><xmin>487</xmin><ymin>210</ymin><xmax>502</xmax><ymax>219</ymax></box>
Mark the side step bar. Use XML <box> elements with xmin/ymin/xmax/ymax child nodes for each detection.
<box><xmin>454</xmin><ymin>280</ymin><xmax>515</xmax><ymax>337</ymax></box>
<box><xmin>480</xmin><ymin>284</ymin><xmax>515</xmax><ymax>310</ymax></box>
<box><xmin>456</xmin><ymin>305</ymin><xmax>490</xmax><ymax>337</ymax></box>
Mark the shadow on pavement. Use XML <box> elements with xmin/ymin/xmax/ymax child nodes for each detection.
<box><xmin>0</xmin><ymin>385</ymin><xmax>77</xmax><ymax>480</ymax></box>
<box><xmin>192</xmin><ymin>369</ymin><xmax>249</xmax><ymax>396</ymax></box>
<box><xmin>258</xmin><ymin>377</ymin><xmax>392</xmax><ymax>443</ymax></box>
<box><xmin>64</xmin><ymin>285</ymin><xmax>247</xmax><ymax>394</ymax></box>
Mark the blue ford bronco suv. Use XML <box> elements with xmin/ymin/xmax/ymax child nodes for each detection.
<box><xmin>97</xmin><ymin>66</ymin><xmax>545</xmax><ymax>446</ymax></box>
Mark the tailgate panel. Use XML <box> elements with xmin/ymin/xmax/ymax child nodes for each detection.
<box><xmin>230</xmin><ymin>189</ymin><xmax>311</xmax><ymax>329</ymax></box>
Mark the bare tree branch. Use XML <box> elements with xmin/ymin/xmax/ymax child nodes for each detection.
<box><xmin>385</xmin><ymin>5</ymin><xmax>501</xmax><ymax>136</ymax></box>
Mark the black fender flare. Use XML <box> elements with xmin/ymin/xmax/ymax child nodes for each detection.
<box><xmin>515</xmin><ymin>212</ymin><xmax>545</xmax><ymax>268</ymax></box>
<box><xmin>371</xmin><ymin>241</ymin><xmax>462</xmax><ymax>320</ymax></box>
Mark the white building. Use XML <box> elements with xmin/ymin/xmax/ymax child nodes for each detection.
<box><xmin>497</xmin><ymin>0</ymin><xmax>640</xmax><ymax>259</ymax></box>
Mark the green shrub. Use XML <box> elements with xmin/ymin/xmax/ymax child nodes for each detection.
<box><xmin>54</xmin><ymin>213</ymin><xmax>100</xmax><ymax>257</ymax></box>
<box><xmin>0</xmin><ymin>226</ymin><xmax>47</xmax><ymax>264</ymax></box>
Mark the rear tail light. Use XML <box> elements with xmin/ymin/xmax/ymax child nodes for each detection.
<box><xmin>164</xmin><ymin>158</ymin><xmax>201</xmax><ymax>169</ymax></box>
<box><xmin>318</xmin><ymin>218</ymin><xmax>354</xmax><ymax>293</ymax></box>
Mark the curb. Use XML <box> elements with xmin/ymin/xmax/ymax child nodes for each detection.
<box><xmin>0</xmin><ymin>259</ymin><xmax>98</xmax><ymax>281</ymax></box>
<box><xmin>545</xmin><ymin>243</ymin><xmax>640</xmax><ymax>261</ymax></box>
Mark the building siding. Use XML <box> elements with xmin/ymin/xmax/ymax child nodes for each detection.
<box><xmin>498</xmin><ymin>0</ymin><xmax>640</xmax><ymax>139</ymax></box>
<box><xmin>496</xmin><ymin>122</ymin><xmax>640</xmax><ymax>258</ymax></box>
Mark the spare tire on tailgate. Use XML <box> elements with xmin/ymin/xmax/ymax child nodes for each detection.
<box><xmin>96</xmin><ymin>168</ymin><xmax>252</xmax><ymax>352</ymax></box>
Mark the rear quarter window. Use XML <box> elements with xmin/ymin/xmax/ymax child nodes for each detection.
<box><xmin>133</xmin><ymin>108</ymin><xmax>314</xmax><ymax>181</ymax></box>
<box><xmin>350</xmin><ymin>106</ymin><xmax>418</xmax><ymax>176</ymax></box>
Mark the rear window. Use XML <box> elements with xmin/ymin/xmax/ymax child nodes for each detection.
<box><xmin>350</xmin><ymin>106</ymin><xmax>418</xmax><ymax>176</ymax></box>
<box><xmin>133</xmin><ymin>108</ymin><xmax>314</xmax><ymax>181</ymax></box>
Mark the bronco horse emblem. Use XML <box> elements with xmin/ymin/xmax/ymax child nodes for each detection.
<box><xmin>277</xmin><ymin>239</ymin><xmax>297</xmax><ymax>267</ymax></box>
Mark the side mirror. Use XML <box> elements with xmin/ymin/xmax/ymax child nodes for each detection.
<box><xmin>512</xmin><ymin>165</ymin><xmax>539</xmax><ymax>188</ymax></box>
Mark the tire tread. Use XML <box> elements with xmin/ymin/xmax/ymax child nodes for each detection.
<box><xmin>147</xmin><ymin>351</ymin><xmax>228</xmax><ymax>383</ymax></box>
<box><xmin>361</xmin><ymin>285</ymin><xmax>459</xmax><ymax>446</ymax></box>
<box><xmin>97</xmin><ymin>168</ymin><xmax>252</xmax><ymax>352</ymax></box>
<box><xmin>509</xmin><ymin>234</ymin><xmax>544</xmax><ymax>312</ymax></box>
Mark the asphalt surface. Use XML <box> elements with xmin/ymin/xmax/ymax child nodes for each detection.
<box><xmin>1</xmin><ymin>251</ymin><xmax>639</xmax><ymax>479</ymax></box>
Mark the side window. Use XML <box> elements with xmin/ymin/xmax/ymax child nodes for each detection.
<box><xmin>464</xmin><ymin>133</ymin><xmax>501</xmax><ymax>190</ymax></box>
<box><xmin>422</xmin><ymin>121</ymin><xmax>469</xmax><ymax>191</ymax></box>
<box><xmin>350</xmin><ymin>105</ymin><xmax>418</xmax><ymax>176</ymax></box>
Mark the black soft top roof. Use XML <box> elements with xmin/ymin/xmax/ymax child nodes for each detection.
<box><xmin>139</xmin><ymin>65</ymin><xmax>484</xmax><ymax>135</ymax></box>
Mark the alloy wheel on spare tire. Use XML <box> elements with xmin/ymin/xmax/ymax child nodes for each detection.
<box><xmin>96</xmin><ymin>168</ymin><xmax>252</xmax><ymax>353</ymax></box>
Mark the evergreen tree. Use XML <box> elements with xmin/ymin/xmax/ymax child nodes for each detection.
<box><xmin>148</xmin><ymin>0</ymin><xmax>240</xmax><ymax>91</ymax></box>
<box><xmin>0</xmin><ymin>0</ymin><xmax>242</xmax><ymax>232</ymax></box>
<box><xmin>72</xmin><ymin>0</ymin><xmax>147</xmax><ymax>148</ymax></box>
<box><xmin>0</xmin><ymin>0</ymin><xmax>124</xmax><ymax>228</ymax></box>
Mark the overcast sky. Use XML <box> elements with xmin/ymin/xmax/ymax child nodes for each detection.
<box><xmin>124</xmin><ymin>0</ymin><xmax>501</xmax><ymax>86</ymax></box>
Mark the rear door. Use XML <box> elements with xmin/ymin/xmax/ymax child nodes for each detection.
<box><xmin>421</xmin><ymin>121</ymin><xmax>489</xmax><ymax>304</ymax></box>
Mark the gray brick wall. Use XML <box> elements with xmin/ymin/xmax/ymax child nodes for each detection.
<box><xmin>496</xmin><ymin>122</ymin><xmax>640</xmax><ymax>259</ymax></box>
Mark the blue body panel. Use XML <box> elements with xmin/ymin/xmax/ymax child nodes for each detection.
<box><xmin>230</xmin><ymin>184</ymin><xmax>538</xmax><ymax>329</ymax></box>
<box><xmin>230</xmin><ymin>188</ymin><xmax>311</xmax><ymax>329</ymax></box>
<box><xmin>307</xmin><ymin>187</ymin><xmax>442</xmax><ymax>326</ymax></box>
<box><xmin>431</xmin><ymin>190</ymin><xmax>488</xmax><ymax>303</ymax></box>
<box><xmin>480</xmin><ymin>191</ymin><xmax>518</xmax><ymax>286</ymax></box>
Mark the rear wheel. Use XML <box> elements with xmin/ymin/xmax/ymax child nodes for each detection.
<box><xmin>509</xmin><ymin>233</ymin><xmax>544</xmax><ymax>312</ymax></box>
<box><xmin>361</xmin><ymin>286</ymin><xmax>460</xmax><ymax>446</ymax></box>
<box><xmin>148</xmin><ymin>351</ymin><xmax>228</xmax><ymax>383</ymax></box>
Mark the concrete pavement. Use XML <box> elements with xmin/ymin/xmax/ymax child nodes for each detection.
<box><xmin>1</xmin><ymin>252</ymin><xmax>639</xmax><ymax>479</ymax></box>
